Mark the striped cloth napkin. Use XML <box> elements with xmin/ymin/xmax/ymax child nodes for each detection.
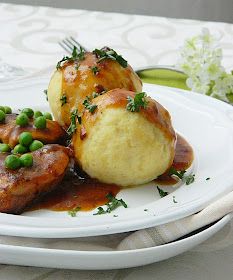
<box><xmin>0</xmin><ymin>190</ymin><xmax>232</xmax><ymax>252</ymax></box>
<box><xmin>117</xmin><ymin>190</ymin><xmax>233</xmax><ymax>250</ymax></box>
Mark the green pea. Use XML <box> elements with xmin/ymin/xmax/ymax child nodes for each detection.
<box><xmin>20</xmin><ymin>153</ymin><xmax>33</xmax><ymax>167</ymax></box>
<box><xmin>29</xmin><ymin>140</ymin><xmax>43</xmax><ymax>152</ymax></box>
<box><xmin>22</xmin><ymin>108</ymin><xmax>34</xmax><ymax>118</ymax></box>
<box><xmin>0</xmin><ymin>106</ymin><xmax>5</xmax><ymax>113</ymax></box>
<box><xmin>34</xmin><ymin>116</ymin><xmax>47</xmax><ymax>129</ymax></box>
<box><xmin>43</xmin><ymin>112</ymin><xmax>53</xmax><ymax>120</ymax></box>
<box><xmin>0</xmin><ymin>143</ymin><xmax>11</xmax><ymax>153</ymax></box>
<box><xmin>4</xmin><ymin>155</ymin><xmax>21</xmax><ymax>170</ymax></box>
<box><xmin>0</xmin><ymin>110</ymin><xmax>6</xmax><ymax>123</ymax></box>
<box><xmin>16</xmin><ymin>113</ymin><xmax>29</xmax><ymax>127</ymax></box>
<box><xmin>4</xmin><ymin>106</ymin><xmax>12</xmax><ymax>114</ymax></box>
<box><xmin>13</xmin><ymin>144</ymin><xmax>28</xmax><ymax>154</ymax></box>
<box><xmin>19</xmin><ymin>132</ymin><xmax>33</xmax><ymax>146</ymax></box>
<box><xmin>34</xmin><ymin>111</ymin><xmax>43</xmax><ymax>118</ymax></box>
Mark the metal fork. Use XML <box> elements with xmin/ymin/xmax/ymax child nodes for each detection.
<box><xmin>58</xmin><ymin>37</ymin><xmax>183</xmax><ymax>74</ymax></box>
<box><xmin>58</xmin><ymin>36</ymin><xmax>87</xmax><ymax>54</ymax></box>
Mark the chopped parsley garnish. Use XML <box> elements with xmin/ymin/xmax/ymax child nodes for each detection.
<box><xmin>93</xmin><ymin>47</ymin><xmax>127</xmax><ymax>68</ymax></box>
<box><xmin>75</xmin><ymin>46</ymin><xmax>85</xmax><ymax>61</ymax></box>
<box><xmin>92</xmin><ymin>90</ymin><xmax>106</xmax><ymax>99</ymax></box>
<box><xmin>173</xmin><ymin>196</ymin><xmax>178</xmax><ymax>203</ymax></box>
<box><xmin>169</xmin><ymin>167</ymin><xmax>186</xmax><ymax>179</ymax></box>
<box><xmin>126</xmin><ymin>92</ymin><xmax>148</xmax><ymax>112</ymax></box>
<box><xmin>44</xmin><ymin>89</ymin><xmax>48</xmax><ymax>101</ymax></box>
<box><xmin>56</xmin><ymin>46</ymin><xmax>85</xmax><ymax>69</ymax></box>
<box><xmin>185</xmin><ymin>174</ymin><xmax>195</xmax><ymax>185</ymax></box>
<box><xmin>91</xmin><ymin>66</ymin><xmax>99</xmax><ymax>75</ymax></box>
<box><xmin>157</xmin><ymin>186</ymin><xmax>169</xmax><ymax>198</ymax></box>
<box><xmin>60</xmin><ymin>94</ymin><xmax>67</xmax><ymax>106</ymax></box>
<box><xmin>67</xmin><ymin>109</ymin><xmax>81</xmax><ymax>136</ymax></box>
<box><xmin>83</xmin><ymin>96</ymin><xmax>97</xmax><ymax>113</ymax></box>
<box><xmin>94</xmin><ymin>207</ymin><xmax>106</xmax><ymax>215</ymax></box>
<box><xmin>92</xmin><ymin>92</ymin><xmax>100</xmax><ymax>98</ymax></box>
<box><xmin>169</xmin><ymin>167</ymin><xmax>195</xmax><ymax>185</ymax></box>
<box><xmin>93</xmin><ymin>193</ymin><xmax>127</xmax><ymax>215</ymax></box>
<box><xmin>66</xmin><ymin>139</ymin><xmax>72</xmax><ymax>146</ymax></box>
<box><xmin>68</xmin><ymin>206</ymin><xmax>81</xmax><ymax>217</ymax></box>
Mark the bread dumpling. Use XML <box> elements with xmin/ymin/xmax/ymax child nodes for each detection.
<box><xmin>47</xmin><ymin>47</ymin><xmax>142</xmax><ymax>128</ymax></box>
<box><xmin>72</xmin><ymin>89</ymin><xmax>176</xmax><ymax>187</ymax></box>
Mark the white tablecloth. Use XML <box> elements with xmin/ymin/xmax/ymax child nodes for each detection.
<box><xmin>0</xmin><ymin>3</ymin><xmax>233</xmax><ymax>279</ymax></box>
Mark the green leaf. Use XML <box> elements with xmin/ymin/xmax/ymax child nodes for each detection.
<box><xmin>185</xmin><ymin>174</ymin><xmax>195</xmax><ymax>185</ymax></box>
<box><xmin>56</xmin><ymin>46</ymin><xmax>86</xmax><ymax>69</ymax></box>
<box><xmin>60</xmin><ymin>94</ymin><xmax>67</xmax><ymax>106</ymax></box>
<box><xmin>169</xmin><ymin>167</ymin><xmax>195</xmax><ymax>185</ymax></box>
<box><xmin>126</xmin><ymin>92</ymin><xmax>148</xmax><ymax>112</ymax></box>
<box><xmin>67</xmin><ymin>109</ymin><xmax>81</xmax><ymax>136</ymax></box>
<box><xmin>169</xmin><ymin>167</ymin><xmax>186</xmax><ymax>179</ymax></box>
<box><xmin>91</xmin><ymin>66</ymin><xmax>100</xmax><ymax>75</ymax></box>
<box><xmin>68</xmin><ymin>206</ymin><xmax>81</xmax><ymax>217</ymax></box>
<box><xmin>83</xmin><ymin>97</ymin><xmax>98</xmax><ymax>113</ymax></box>
<box><xmin>93</xmin><ymin>47</ymin><xmax>127</xmax><ymax>68</ymax></box>
<box><xmin>93</xmin><ymin>207</ymin><xmax>106</xmax><ymax>215</ymax></box>
<box><xmin>157</xmin><ymin>186</ymin><xmax>169</xmax><ymax>198</ymax></box>
<box><xmin>44</xmin><ymin>89</ymin><xmax>48</xmax><ymax>101</ymax></box>
<box><xmin>93</xmin><ymin>193</ymin><xmax>128</xmax><ymax>215</ymax></box>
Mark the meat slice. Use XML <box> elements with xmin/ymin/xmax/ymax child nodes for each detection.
<box><xmin>0</xmin><ymin>144</ymin><xmax>70</xmax><ymax>214</ymax></box>
<box><xmin>0</xmin><ymin>114</ymin><xmax>66</xmax><ymax>148</ymax></box>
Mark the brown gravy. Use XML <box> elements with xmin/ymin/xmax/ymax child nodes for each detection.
<box><xmin>29</xmin><ymin>133</ymin><xmax>193</xmax><ymax>212</ymax></box>
<box><xmin>29</xmin><ymin>175</ymin><xmax>120</xmax><ymax>212</ymax></box>
<box><xmin>155</xmin><ymin>134</ymin><xmax>194</xmax><ymax>185</ymax></box>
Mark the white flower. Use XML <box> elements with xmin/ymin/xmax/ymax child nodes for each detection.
<box><xmin>212</xmin><ymin>74</ymin><xmax>233</xmax><ymax>101</ymax></box>
<box><xmin>177</xmin><ymin>28</ymin><xmax>233</xmax><ymax>103</ymax></box>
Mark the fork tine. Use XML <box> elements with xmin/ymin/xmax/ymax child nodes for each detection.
<box><xmin>65</xmin><ymin>37</ymin><xmax>85</xmax><ymax>52</ymax></box>
<box><xmin>59</xmin><ymin>37</ymin><xmax>88</xmax><ymax>54</ymax></box>
<box><xmin>61</xmin><ymin>39</ymin><xmax>75</xmax><ymax>53</ymax></box>
<box><xmin>58</xmin><ymin>41</ymin><xmax>72</xmax><ymax>54</ymax></box>
<box><xmin>69</xmin><ymin>36</ymin><xmax>87</xmax><ymax>52</ymax></box>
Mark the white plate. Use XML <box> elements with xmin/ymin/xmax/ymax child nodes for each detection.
<box><xmin>0</xmin><ymin>214</ymin><xmax>231</xmax><ymax>270</ymax></box>
<box><xmin>0</xmin><ymin>78</ymin><xmax>233</xmax><ymax>238</ymax></box>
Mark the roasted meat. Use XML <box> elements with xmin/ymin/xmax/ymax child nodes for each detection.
<box><xmin>0</xmin><ymin>114</ymin><xmax>66</xmax><ymax>148</ymax></box>
<box><xmin>0</xmin><ymin>144</ymin><xmax>70</xmax><ymax>214</ymax></box>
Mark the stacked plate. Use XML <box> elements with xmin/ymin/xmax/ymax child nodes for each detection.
<box><xmin>0</xmin><ymin>78</ymin><xmax>232</xmax><ymax>269</ymax></box>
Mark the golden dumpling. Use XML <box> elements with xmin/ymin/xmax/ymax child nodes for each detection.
<box><xmin>47</xmin><ymin>47</ymin><xmax>142</xmax><ymax>128</ymax></box>
<box><xmin>72</xmin><ymin>89</ymin><xmax>176</xmax><ymax>187</ymax></box>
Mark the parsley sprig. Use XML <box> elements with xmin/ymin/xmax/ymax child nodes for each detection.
<box><xmin>126</xmin><ymin>92</ymin><xmax>148</xmax><ymax>112</ymax></box>
<box><xmin>83</xmin><ymin>96</ymin><xmax>97</xmax><ymax>113</ymax></box>
<box><xmin>169</xmin><ymin>167</ymin><xmax>195</xmax><ymax>185</ymax></box>
<box><xmin>93</xmin><ymin>47</ymin><xmax>127</xmax><ymax>68</ymax></box>
<box><xmin>44</xmin><ymin>89</ymin><xmax>48</xmax><ymax>101</ymax></box>
<box><xmin>56</xmin><ymin>46</ymin><xmax>85</xmax><ymax>69</ymax></box>
<box><xmin>92</xmin><ymin>90</ymin><xmax>106</xmax><ymax>99</ymax></box>
<box><xmin>157</xmin><ymin>186</ymin><xmax>169</xmax><ymax>198</ymax></box>
<box><xmin>91</xmin><ymin>66</ymin><xmax>99</xmax><ymax>75</ymax></box>
<box><xmin>68</xmin><ymin>206</ymin><xmax>81</xmax><ymax>217</ymax></box>
<box><xmin>60</xmin><ymin>94</ymin><xmax>67</xmax><ymax>106</ymax></box>
<box><xmin>93</xmin><ymin>193</ymin><xmax>127</xmax><ymax>215</ymax></box>
<box><xmin>67</xmin><ymin>109</ymin><xmax>81</xmax><ymax>136</ymax></box>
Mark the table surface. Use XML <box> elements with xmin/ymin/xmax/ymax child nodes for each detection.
<box><xmin>0</xmin><ymin>3</ymin><xmax>233</xmax><ymax>279</ymax></box>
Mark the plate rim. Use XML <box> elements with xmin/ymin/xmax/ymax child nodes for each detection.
<box><xmin>0</xmin><ymin>214</ymin><xmax>231</xmax><ymax>270</ymax></box>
